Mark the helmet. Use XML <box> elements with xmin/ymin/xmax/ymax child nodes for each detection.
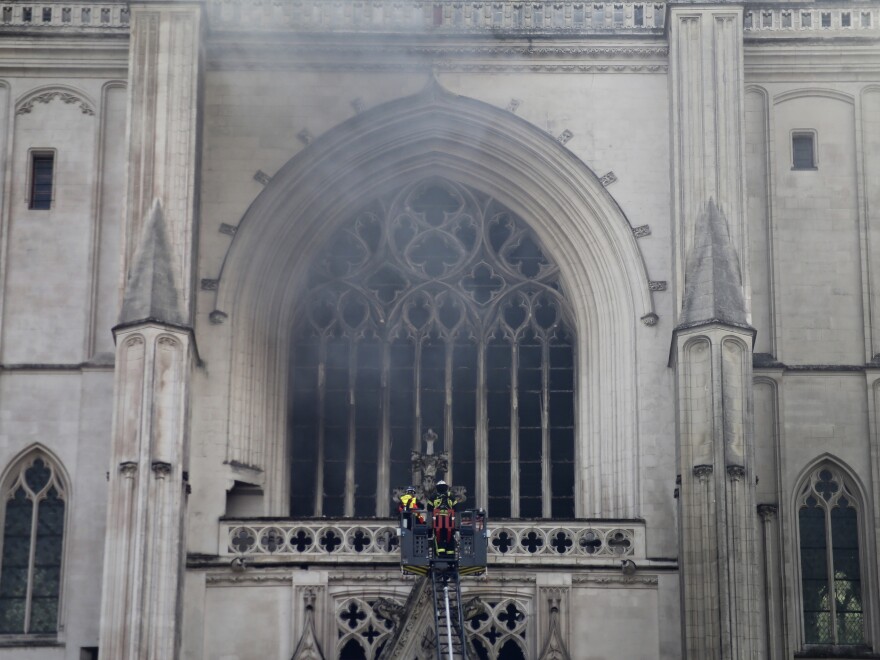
<box><xmin>405</xmin><ymin>486</ymin><xmax>416</xmax><ymax>494</ymax></box>
<box><xmin>436</xmin><ymin>480</ymin><xmax>448</xmax><ymax>493</ymax></box>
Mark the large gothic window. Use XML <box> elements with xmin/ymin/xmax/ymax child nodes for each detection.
<box><xmin>797</xmin><ymin>465</ymin><xmax>864</xmax><ymax>646</ymax></box>
<box><xmin>0</xmin><ymin>453</ymin><xmax>66</xmax><ymax>636</ymax></box>
<box><xmin>290</xmin><ymin>178</ymin><xmax>576</xmax><ymax>519</ymax></box>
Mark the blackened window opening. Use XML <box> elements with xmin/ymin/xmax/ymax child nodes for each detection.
<box><xmin>29</xmin><ymin>153</ymin><xmax>54</xmax><ymax>210</ymax></box>
<box><xmin>792</xmin><ymin>133</ymin><xmax>816</xmax><ymax>170</ymax></box>
<box><xmin>290</xmin><ymin>178</ymin><xmax>577</xmax><ymax>519</ymax></box>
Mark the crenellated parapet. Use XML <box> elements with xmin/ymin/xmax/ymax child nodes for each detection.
<box><xmin>0</xmin><ymin>1</ymin><xmax>129</xmax><ymax>32</ymax></box>
<box><xmin>744</xmin><ymin>3</ymin><xmax>879</xmax><ymax>36</ymax></box>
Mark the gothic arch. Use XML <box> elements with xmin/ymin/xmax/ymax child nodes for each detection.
<box><xmin>773</xmin><ymin>88</ymin><xmax>855</xmax><ymax>106</ymax></box>
<box><xmin>0</xmin><ymin>443</ymin><xmax>71</xmax><ymax>495</ymax></box>
<box><xmin>212</xmin><ymin>80</ymin><xmax>654</xmax><ymax>518</ymax></box>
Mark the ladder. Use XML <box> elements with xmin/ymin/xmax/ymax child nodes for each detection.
<box><xmin>430</xmin><ymin>564</ymin><xmax>468</xmax><ymax>660</ymax></box>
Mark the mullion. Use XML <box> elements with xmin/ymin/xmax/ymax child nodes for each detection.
<box><xmin>541</xmin><ymin>340</ymin><xmax>551</xmax><ymax>518</ymax></box>
<box><xmin>376</xmin><ymin>341</ymin><xmax>391</xmax><ymax>516</ymax></box>
<box><xmin>824</xmin><ymin>506</ymin><xmax>837</xmax><ymax>643</ymax></box>
<box><xmin>509</xmin><ymin>341</ymin><xmax>520</xmax><ymax>519</ymax></box>
<box><xmin>475</xmin><ymin>340</ymin><xmax>488</xmax><ymax>509</ymax></box>
<box><xmin>344</xmin><ymin>342</ymin><xmax>357</xmax><ymax>517</ymax></box>
<box><xmin>443</xmin><ymin>341</ymin><xmax>454</xmax><ymax>479</ymax></box>
<box><xmin>314</xmin><ymin>338</ymin><xmax>327</xmax><ymax>516</ymax></box>
<box><xmin>24</xmin><ymin>492</ymin><xmax>39</xmax><ymax>633</ymax></box>
<box><xmin>413</xmin><ymin>337</ymin><xmax>423</xmax><ymax>451</ymax></box>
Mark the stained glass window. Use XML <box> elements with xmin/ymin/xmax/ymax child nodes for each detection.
<box><xmin>290</xmin><ymin>178</ymin><xmax>577</xmax><ymax>519</ymax></box>
<box><xmin>0</xmin><ymin>454</ymin><xmax>66</xmax><ymax>635</ymax></box>
<box><xmin>798</xmin><ymin>466</ymin><xmax>864</xmax><ymax>646</ymax></box>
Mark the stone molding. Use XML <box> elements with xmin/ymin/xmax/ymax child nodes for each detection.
<box><xmin>16</xmin><ymin>87</ymin><xmax>95</xmax><ymax>116</ymax></box>
<box><xmin>205</xmin><ymin>42</ymin><xmax>670</xmax><ymax>74</ymax></box>
<box><xmin>571</xmin><ymin>574</ymin><xmax>659</xmax><ymax>588</ymax></box>
<box><xmin>206</xmin><ymin>0</ymin><xmax>666</xmax><ymax>35</ymax></box>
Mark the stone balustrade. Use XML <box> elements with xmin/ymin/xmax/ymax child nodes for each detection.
<box><xmin>0</xmin><ymin>2</ymin><xmax>129</xmax><ymax>31</ymax></box>
<box><xmin>206</xmin><ymin>0</ymin><xmax>666</xmax><ymax>34</ymax></box>
<box><xmin>744</xmin><ymin>4</ymin><xmax>878</xmax><ymax>35</ymax></box>
<box><xmin>221</xmin><ymin>519</ymin><xmax>644</xmax><ymax>564</ymax></box>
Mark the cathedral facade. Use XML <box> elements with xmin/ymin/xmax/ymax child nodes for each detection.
<box><xmin>0</xmin><ymin>1</ymin><xmax>878</xmax><ymax>658</ymax></box>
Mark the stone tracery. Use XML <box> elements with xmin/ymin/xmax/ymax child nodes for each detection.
<box><xmin>290</xmin><ymin>177</ymin><xmax>576</xmax><ymax>519</ymax></box>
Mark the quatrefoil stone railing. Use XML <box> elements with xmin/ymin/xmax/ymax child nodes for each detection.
<box><xmin>220</xmin><ymin>519</ymin><xmax>645</xmax><ymax>564</ymax></box>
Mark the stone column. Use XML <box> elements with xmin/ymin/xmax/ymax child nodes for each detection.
<box><xmin>100</xmin><ymin>323</ymin><xmax>193</xmax><ymax>659</ymax></box>
<box><xmin>757</xmin><ymin>504</ymin><xmax>778</xmax><ymax>660</ymax></box>
<box><xmin>675</xmin><ymin>324</ymin><xmax>761</xmax><ymax>660</ymax></box>
<box><xmin>99</xmin><ymin>200</ymin><xmax>195</xmax><ymax>659</ymax></box>
<box><xmin>669</xmin><ymin>2</ymin><xmax>749</xmax><ymax>321</ymax></box>
<box><xmin>99</xmin><ymin>0</ymin><xmax>202</xmax><ymax>655</ymax></box>
<box><xmin>123</xmin><ymin>1</ymin><xmax>203</xmax><ymax>316</ymax></box>
<box><xmin>670</xmin><ymin>4</ymin><xmax>761</xmax><ymax>657</ymax></box>
<box><xmin>672</xmin><ymin>200</ymin><xmax>763</xmax><ymax>660</ymax></box>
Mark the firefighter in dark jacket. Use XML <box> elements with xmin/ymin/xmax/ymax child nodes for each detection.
<box><xmin>428</xmin><ymin>480</ymin><xmax>458</xmax><ymax>558</ymax></box>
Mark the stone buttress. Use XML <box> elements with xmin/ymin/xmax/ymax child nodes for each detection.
<box><xmin>98</xmin><ymin>1</ymin><xmax>202</xmax><ymax>656</ymax></box>
<box><xmin>98</xmin><ymin>200</ymin><xmax>195</xmax><ymax>659</ymax></box>
<box><xmin>673</xmin><ymin>201</ymin><xmax>762</xmax><ymax>659</ymax></box>
<box><xmin>669</xmin><ymin>3</ymin><xmax>763</xmax><ymax>656</ymax></box>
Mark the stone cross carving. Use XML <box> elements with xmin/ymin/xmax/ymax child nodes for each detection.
<box><xmin>411</xmin><ymin>429</ymin><xmax>447</xmax><ymax>496</ymax></box>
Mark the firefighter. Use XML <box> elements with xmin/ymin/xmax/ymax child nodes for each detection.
<box><xmin>428</xmin><ymin>480</ymin><xmax>458</xmax><ymax>558</ymax></box>
<box><xmin>398</xmin><ymin>486</ymin><xmax>423</xmax><ymax>528</ymax></box>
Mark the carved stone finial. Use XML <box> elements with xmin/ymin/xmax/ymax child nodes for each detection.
<box><xmin>538</xmin><ymin>589</ymin><xmax>572</xmax><ymax>660</ymax></box>
<box><xmin>291</xmin><ymin>587</ymin><xmax>326</xmax><ymax>660</ymax></box>
<box><xmin>118</xmin><ymin>198</ymin><xmax>187</xmax><ymax>328</ymax></box>
<box><xmin>679</xmin><ymin>199</ymin><xmax>748</xmax><ymax>328</ymax></box>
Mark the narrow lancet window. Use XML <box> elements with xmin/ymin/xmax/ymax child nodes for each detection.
<box><xmin>0</xmin><ymin>453</ymin><xmax>66</xmax><ymax>635</ymax></box>
<box><xmin>798</xmin><ymin>466</ymin><xmax>864</xmax><ymax>646</ymax></box>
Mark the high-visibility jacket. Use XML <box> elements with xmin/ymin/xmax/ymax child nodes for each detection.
<box><xmin>399</xmin><ymin>493</ymin><xmax>420</xmax><ymax>512</ymax></box>
<box><xmin>399</xmin><ymin>493</ymin><xmax>424</xmax><ymax>523</ymax></box>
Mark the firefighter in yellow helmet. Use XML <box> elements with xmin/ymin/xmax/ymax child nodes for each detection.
<box><xmin>398</xmin><ymin>486</ymin><xmax>424</xmax><ymax>528</ymax></box>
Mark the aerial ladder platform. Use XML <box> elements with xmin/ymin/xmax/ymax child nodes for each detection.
<box><xmin>398</xmin><ymin>508</ymin><xmax>488</xmax><ymax>660</ymax></box>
